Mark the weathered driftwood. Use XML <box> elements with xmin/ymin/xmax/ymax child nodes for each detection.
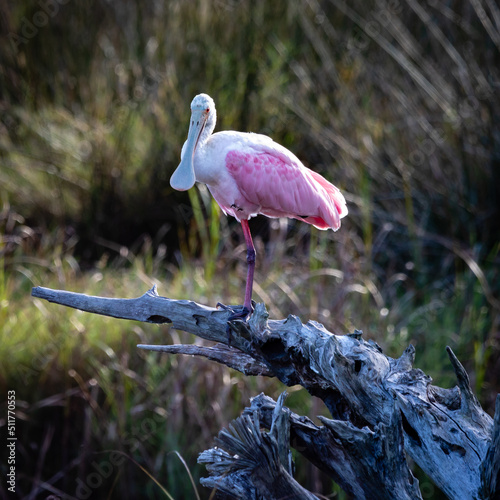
<box><xmin>206</xmin><ymin>391</ymin><xmax>422</xmax><ymax>500</ymax></box>
<box><xmin>198</xmin><ymin>392</ymin><xmax>319</xmax><ymax>500</ymax></box>
<box><xmin>31</xmin><ymin>285</ymin><xmax>500</xmax><ymax>500</ymax></box>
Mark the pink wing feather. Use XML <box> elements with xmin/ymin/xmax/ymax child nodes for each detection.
<box><xmin>225</xmin><ymin>144</ymin><xmax>347</xmax><ymax>231</ymax></box>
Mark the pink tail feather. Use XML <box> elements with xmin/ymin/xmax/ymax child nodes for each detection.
<box><xmin>305</xmin><ymin>170</ymin><xmax>347</xmax><ymax>230</ymax></box>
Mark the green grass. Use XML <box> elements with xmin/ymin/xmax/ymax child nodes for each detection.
<box><xmin>1</xmin><ymin>0</ymin><xmax>499</xmax><ymax>497</ymax></box>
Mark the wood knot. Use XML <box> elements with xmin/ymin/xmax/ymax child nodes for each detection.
<box><xmin>147</xmin><ymin>315</ymin><xmax>171</xmax><ymax>324</ymax></box>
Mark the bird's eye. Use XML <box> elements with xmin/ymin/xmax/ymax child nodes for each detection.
<box><xmin>205</xmin><ymin>108</ymin><xmax>210</xmax><ymax>113</ymax></box>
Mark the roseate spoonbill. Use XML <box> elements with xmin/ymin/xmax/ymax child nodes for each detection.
<box><xmin>170</xmin><ymin>93</ymin><xmax>347</xmax><ymax>319</ymax></box>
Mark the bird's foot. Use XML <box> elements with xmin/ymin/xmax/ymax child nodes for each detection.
<box><xmin>216</xmin><ymin>302</ymin><xmax>254</xmax><ymax>346</ymax></box>
<box><xmin>216</xmin><ymin>303</ymin><xmax>252</xmax><ymax>319</ymax></box>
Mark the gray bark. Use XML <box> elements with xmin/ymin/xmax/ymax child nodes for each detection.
<box><xmin>198</xmin><ymin>392</ymin><xmax>319</xmax><ymax>500</ymax></box>
<box><xmin>31</xmin><ymin>285</ymin><xmax>499</xmax><ymax>500</ymax></box>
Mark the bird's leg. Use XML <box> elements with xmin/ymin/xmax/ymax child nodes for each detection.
<box><xmin>241</xmin><ymin>219</ymin><xmax>255</xmax><ymax>314</ymax></box>
<box><xmin>216</xmin><ymin>220</ymin><xmax>256</xmax><ymax>346</ymax></box>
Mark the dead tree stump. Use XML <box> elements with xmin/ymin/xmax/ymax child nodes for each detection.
<box><xmin>31</xmin><ymin>285</ymin><xmax>500</xmax><ymax>499</ymax></box>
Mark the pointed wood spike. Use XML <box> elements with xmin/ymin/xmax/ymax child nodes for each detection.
<box><xmin>392</xmin><ymin>344</ymin><xmax>416</xmax><ymax>372</ymax></box>
<box><xmin>446</xmin><ymin>345</ymin><xmax>479</xmax><ymax>411</ymax></box>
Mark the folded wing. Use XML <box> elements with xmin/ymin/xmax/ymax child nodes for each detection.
<box><xmin>225</xmin><ymin>140</ymin><xmax>347</xmax><ymax>231</ymax></box>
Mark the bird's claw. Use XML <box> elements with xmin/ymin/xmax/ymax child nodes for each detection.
<box><xmin>216</xmin><ymin>302</ymin><xmax>253</xmax><ymax>346</ymax></box>
<box><xmin>216</xmin><ymin>303</ymin><xmax>251</xmax><ymax>319</ymax></box>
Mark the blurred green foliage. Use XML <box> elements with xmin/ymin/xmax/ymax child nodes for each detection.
<box><xmin>1</xmin><ymin>0</ymin><xmax>499</xmax><ymax>498</ymax></box>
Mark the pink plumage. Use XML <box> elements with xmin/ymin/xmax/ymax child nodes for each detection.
<box><xmin>170</xmin><ymin>93</ymin><xmax>347</xmax><ymax>314</ymax></box>
<box><xmin>221</xmin><ymin>148</ymin><xmax>345</xmax><ymax>229</ymax></box>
